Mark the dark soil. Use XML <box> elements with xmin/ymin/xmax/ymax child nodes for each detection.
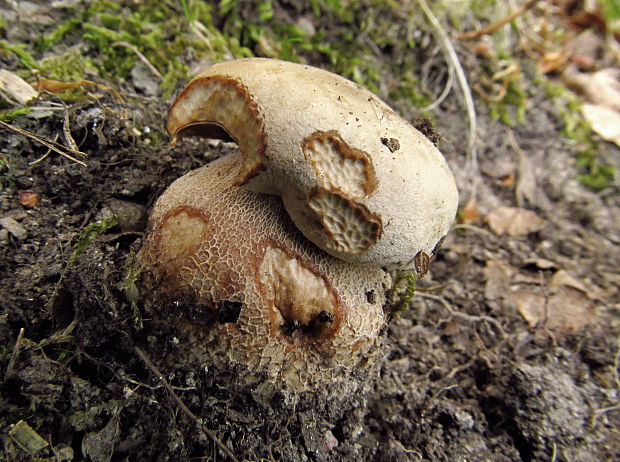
<box><xmin>1</xmin><ymin>2</ymin><xmax>619</xmax><ymax>461</ymax></box>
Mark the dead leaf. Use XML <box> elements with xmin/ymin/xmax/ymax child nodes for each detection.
<box><xmin>548</xmin><ymin>269</ymin><xmax>588</xmax><ymax>292</ymax></box>
<box><xmin>0</xmin><ymin>69</ymin><xmax>37</xmax><ymax>104</ymax></box>
<box><xmin>538</xmin><ymin>49</ymin><xmax>570</xmax><ymax>74</ymax></box>
<box><xmin>36</xmin><ymin>78</ymin><xmax>125</xmax><ymax>104</ymax></box>
<box><xmin>523</xmin><ymin>258</ymin><xmax>557</xmax><ymax>270</ymax></box>
<box><xmin>485</xmin><ymin>207</ymin><xmax>546</xmax><ymax>236</ymax></box>
<box><xmin>511</xmin><ymin>292</ymin><xmax>546</xmax><ymax>326</ymax></box>
<box><xmin>483</xmin><ymin>259</ymin><xmax>517</xmax><ymax>301</ymax></box>
<box><xmin>508</xmin><ymin>269</ymin><xmax>597</xmax><ymax>334</ymax></box>
<box><xmin>459</xmin><ymin>197</ymin><xmax>480</xmax><ymax>224</ymax></box>
<box><xmin>18</xmin><ymin>191</ymin><xmax>41</xmax><ymax>208</ymax></box>
<box><xmin>580</xmin><ymin>103</ymin><xmax>620</xmax><ymax>147</ymax></box>
<box><xmin>563</xmin><ymin>68</ymin><xmax>620</xmax><ymax>111</ymax></box>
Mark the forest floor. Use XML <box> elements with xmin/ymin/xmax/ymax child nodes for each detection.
<box><xmin>1</xmin><ymin>1</ymin><xmax>619</xmax><ymax>461</ymax></box>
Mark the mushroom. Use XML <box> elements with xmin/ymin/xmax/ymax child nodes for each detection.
<box><xmin>139</xmin><ymin>58</ymin><xmax>458</xmax><ymax>397</ymax></box>
<box><xmin>139</xmin><ymin>152</ymin><xmax>390</xmax><ymax>396</ymax></box>
<box><xmin>167</xmin><ymin>57</ymin><xmax>458</xmax><ymax>269</ymax></box>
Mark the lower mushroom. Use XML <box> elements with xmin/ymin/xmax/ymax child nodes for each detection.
<box><xmin>139</xmin><ymin>153</ymin><xmax>391</xmax><ymax>398</ymax></box>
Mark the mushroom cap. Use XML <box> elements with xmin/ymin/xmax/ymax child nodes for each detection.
<box><xmin>167</xmin><ymin>58</ymin><xmax>458</xmax><ymax>268</ymax></box>
<box><xmin>139</xmin><ymin>153</ymin><xmax>390</xmax><ymax>395</ymax></box>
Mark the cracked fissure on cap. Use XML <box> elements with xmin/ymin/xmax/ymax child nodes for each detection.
<box><xmin>166</xmin><ymin>58</ymin><xmax>459</xmax><ymax>269</ymax></box>
<box><xmin>302</xmin><ymin>130</ymin><xmax>378</xmax><ymax>198</ymax></box>
<box><xmin>140</xmin><ymin>153</ymin><xmax>389</xmax><ymax>393</ymax></box>
<box><xmin>308</xmin><ymin>189</ymin><xmax>382</xmax><ymax>255</ymax></box>
<box><xmin>302</xmin><ymin>130</ymin><xmax>383</xmax><ymax>254</ymax></box>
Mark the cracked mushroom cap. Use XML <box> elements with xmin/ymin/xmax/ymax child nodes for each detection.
<box><xmin>139</xmin><ymin>153</ymin><xmax>390</xmax><ymax>395</ymax></box>
<box><xmin>167</xmin><ymin>58</ymin><xmax>458</xmax><ymax>269</ymax></box>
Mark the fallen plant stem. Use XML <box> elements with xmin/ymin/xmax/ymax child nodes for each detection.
<box><xmin>34</xmin><ymin>72</ymin><xmax>126</xmax><ymax>104</ymax></box>
<box><xmin>422</xmin><ymin>62</ymin><xmax>455</xmax><ymax>112</ymax></box>
<box><xmin>457</xmin><ymin>0</ymin><xmax>540</xmax><ymax>40</ymax></box>
<box><xmin>112</xmin><ymin>41</ymin><xmax>164</xmax><ymax>82</ymax></box>
<box><xmin>418</xmin><ymin>292</ymin><xmax>506</xmax><ymax>339</ymax></box>
<box><xmin>4</xmin><ymin>327</ymin><xmax>25</xmax><ymax>382</ymax></box>
<box><xmin>0</xmin><ymin>120</ymin><xmax>87</xmax><ymax>166</ymax></box>
<box><xmin>417</xmin><ymin>0</ymin><xmax>479</xmax><ymax>200</ymax></box>
<box><xmin>29</xmin><ymin>133</ymin><xmax>58</xmax><ymax>165</ymax></box>
<box><xmin>133</xmin><ymin>346</ymin><xmax>240</xmax><ymax>462</ymax></box>
<box><xmin>62</xmin><ymin>104</ymin><xmax>79</xmax><ymax>152</ymax></box>
<box><xmin>590</xmin><ymin>403</ymin><xmax>620</xmax><ymax>428</ymax></box>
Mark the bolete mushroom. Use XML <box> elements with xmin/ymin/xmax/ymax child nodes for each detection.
<box><xmin>139</xmin><ymin>153</ymin><xmax>390</xmax><ymax>395</ymax></box>
<box><xmin>139</xmin><ymin>58</ymin><xmax>458</xmax><ymax>397</ymax></box>
<box><xmin>166</xmin><ymin>58</ymin><xmax>458</xmax><ymax>269</ymax></box>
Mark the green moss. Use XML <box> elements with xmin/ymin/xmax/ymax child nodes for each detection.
<box><xmin>37</xmin><ymin>19</ymin><xmax>81</xmax><ymax>51</ymax></box>
<box><xmin>68</xmin><ymin>216</ymin><xmax>119</xmax><ymax>268</ymax></box>
<box><xmin>0</xmin><ymin>41</ymin><xmax>38</xmax><ymax>69</ymax></box>
<box><xmin>48</xmin><ymin>216</ymin><xmax>119</xmax><ymax>308</ymax></box>
<box><xmin>545</xmin><ymin>81</ymin><xmax>615</xmax><ymax>190</ymax></box>
<box><xmin>600</xmin><ymin>0</ymin><xmax>620</xmax><ymax>21</ymax></box>
<box><xmin>0</xmin><ymin>107</ymin><xmax>31</xmax><ymax>122</ymax></box>
<box><xmin>38</xmin><ymin>49</ymin><xmax>94</xmax><ymax>81</ymax></box>
<box><xmin>487</xmin><ymin>77</ymin><xmax>527</xmax><ymax>125</ymax></box>
<box><xmin>120</xmin><ymin>251</ymin><xmax>143</xmax><ymax>329</ymax></box>
<box><xmin>0</xmin><ymin>155</ymin><xmax>16</xmax><ymax>190</ymax></box>
<box><xmin>389</xmin><ymin>271</ymin><xmax>417</xmax><ymax>318</ymax></box>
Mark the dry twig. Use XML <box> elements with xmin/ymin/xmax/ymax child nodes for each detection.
<box><xmin>0</xmin><ymin>120</ymin><xmax>87</xmax><ymax>166</ymax></box>
<box><xmin>112</xmin><ymin>41</ymin><xmax>164</xmax><ymax>82</ymax></box>
<box><xmin>4</xmin><ymin>327</ymin><xmax>25</xmax><ymax>381</ymax></box>
<box><xmin>457</xmin><ymin>0</ymin><xmax>540</xmax><ymax>41</ymax></box>
<box><xmin>418</xmin><ymin>292</ymin><xmax>506</xmax><ymax>340</ymax></box>
<box><xmin>133</xmin><ymin>346</ymin><xmax>240</xmax><ymax>462</ymax></box>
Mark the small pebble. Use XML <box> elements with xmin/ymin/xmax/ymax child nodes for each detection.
<box><xmin>0</xmin><ymin>216</ymin><xmax>27</xmax><ymax>239</ymax></box>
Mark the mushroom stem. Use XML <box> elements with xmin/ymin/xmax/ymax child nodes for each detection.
<box><xmin>139</xmin><ymin>153</ymin><xmax>390</xmax><ymax>395</ymax></box>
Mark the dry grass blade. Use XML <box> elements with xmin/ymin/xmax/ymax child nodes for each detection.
<box><xmin>457</xmin><ymin>0</ymin><xmax>540</xmax><ymax>40</ymax></box>
<box><xmin>421</xmin><ymin>62</ymin><xmax>455</xmax><ymax>112</ymax></box>
<box><xmin>112</xmin><ymin>41</ymin><xmax>164</xmax><ymax>82</ymax></box>
<box><xmin>133</xmin><ymin>346</ymin><xmax>240</xmax><ymax>462</ymax></box>
<box><xmin>416</xmin><ymin>0</ymin><xmax>479</xmax><ymax>199</ymax></box>
<box><xmin>4</xmin><ymin>327</ymin><xmax>25</xmax><ymax>382</ymax></box>
<box><xmin>0</xmin><ymin>120</ymin><xmax>88</xmax><ymax>166</ymax></box>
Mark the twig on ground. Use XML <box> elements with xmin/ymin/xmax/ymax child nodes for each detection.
<box><xmin>133</xmin><ymin>346</ymin><xmax>240</xmax><ymax>462</ymax></box>
<box><xmin>29</xmin><ymin>133</ymin><xmax>58</xmax><ymax>165</ymax></box>
<box><xmin>421</xmin><ymin>62</ymin><xmax>455</xmax><ymax>112</ymax></box>
<box><xmin>417</xmin><ymin>0</ymin><xmax>479</xmax><ymax>200</ymax></box>
<box><xmin>590</xmin><ymin>403</ymin><xmax>620</xmax><ymax>428</ymax></box>
<box><xmin>453</xmin><ymin>223</ymin><xmax>495</xmax><ymax>238</ymax></box>
<box><xmin>457</xmin><ymin>0</ymin><xmax>540</xmax><ymax>41</ymax></box>
<box><xmin>418</xmin><ymin>292</ymin><xmax>506</xmax><ymax>339</ymax></box>
<box><xmin>112</xmin><ymin>41</ymin><xmax>164</xmax><ymax>82</ymax></box>
<box><xmin>0</xmin><ymin>120</ymin><xmax>87</xmax><ymax>166</ymax></box>
<box><xmin>4</xmin><ymin>327</ymin><xmax>25</xmax><ymax>381</ymax></box>
<box><xmin>62</xmin><ymin>104</ymin><xmax>79</xmax><ymax>153</ymax></box>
